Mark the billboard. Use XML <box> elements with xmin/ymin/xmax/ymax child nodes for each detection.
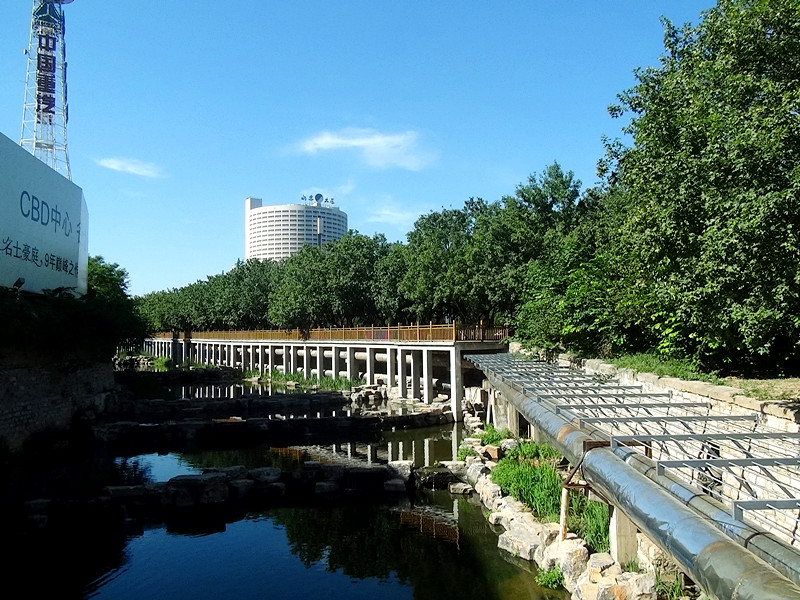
<box><xmin>0</xmin><ymin>131</ymin><xmax>87</xmax><ymax>294</ymax></box>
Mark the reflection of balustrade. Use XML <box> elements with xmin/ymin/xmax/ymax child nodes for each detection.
<box><xmin>400</xmin><ymin>510</ymin><xmax>460</xmax><ymax>545</ymax></box>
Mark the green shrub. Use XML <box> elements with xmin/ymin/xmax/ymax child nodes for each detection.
<box><xmin>608</xmin><ymin>352</ymin><xmax>720</xmax><ymax>384</ymax></box>
<box><xmin>656</xmin><ymin>571</ymin><xmax>686</xmax><ymax>600</ymax></box>
<box><xmin>152</xmin><ymin>356</ymin><xmax>171</xmax><ymax>371</ymax></box>
<box><xmin>491</xmin><ymin>458</ymin><xmax>562</xmax><ymax>521</ymax></box>
<box><xmin>457</xmin><ymin>444</ymin><xmax>477</xmax><ymax>461</ymax></box>
<box><xmin>267</xmin><ymin>369</ymin><xmax>364</xmax><ymax>390</ymax></box>
<box><xmin>505</xmin><ymin>441</ymin><xmax>562</xmax><ymax>462</ymax></box>
<box><xmin>478</xmin><ymin>422</ymin><xmax>512</xmax><ymax>445</ymax></box>
<box><xmin>535</xmin><ymin>565</ymin><xmax>564</xmax><ymax>589</ymax></box>
<box><xmin>568</xmin><ymin>493</ymin><xmax>610</xmax><ymax>553</ymax></box>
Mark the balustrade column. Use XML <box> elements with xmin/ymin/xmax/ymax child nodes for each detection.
<box><xmin>450</xmin><ymin>347</ymin><xmax>463</xmax><ymax>421</ymax></box>
<box><xmin>347</xmin><ymin>346</ymin><xmax>357</xmax><ymax>381</ymax></box>
<box><xmin>410</xmin><ymin>351</ymin><xmax>421</xmax><ymax>400</ymax></box>
<box><xmin>422</xmin><ymin>348</ymin><xmax>433</xmax><ymax>404</ymax></box>
<box><xmin>398</xmin><ymin>348</ymin><xmax>408</xmax><ymax>398</ymax></box>
<box><xmin>333</xmin><ymin>345</ymin><xmax>342</xmax><ymax>379</ymax></box>
<box><xmin>281</xmin><ymin>345</ymin><xmax>288</xmax><ymax>374</ymax></box>
<box><xmin>387</xmin><ymin>347</ymin><xmax>396</xmax><ymax>391</ymax></box>
<box><xmin>291</xmin><ymin>345</ymin><xmax>300</xmax><ymax>376</ymax></box>
<box><xmin>366</xmin><ymin>348</ymin><xmax>375</xmax><ymax>385</ymax></box>
<box><xmin>317</xmin><ymin>345</ymin><xmax>324</xmax><ymax>379</ymax></box>
<box><xmin>302</xmin><ymin>346</ymin><xmax>311</xmax><ymax>379</ymax></box>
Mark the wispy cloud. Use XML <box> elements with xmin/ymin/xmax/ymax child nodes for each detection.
<box><xmin>365</xmin><ymin>197</ymin><xmax>418</xmax><ymax>232</ymax></box>
<box><xmin>95</xmin><ymin>157</ymin><xmax>164</xmax><ymax>178</ymax></box>
<box><xmin>297</xmin><ymin>128</ymin><xmax>435</xmax><ymax>170</ymax></box>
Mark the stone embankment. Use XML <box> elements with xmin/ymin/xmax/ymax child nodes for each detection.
<box><xmin>440</xmin><ymin>415</ymin><xmax>665</xmax><ymax>600</ymax></box>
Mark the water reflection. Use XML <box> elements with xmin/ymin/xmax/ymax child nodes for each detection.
<box><xmin>119</xmin><ymin>424</ymin><xmax>466</xmax><ymax>484</ymax></box>
<box><xmin>77</xmin><ymin>492</ymin><xmax>566</xmax><ymax>600</ymax></box>
<box><xmin>8</xmin><ymin>422</ymin><xmax>567</xmax><ymax>600</ymax></box>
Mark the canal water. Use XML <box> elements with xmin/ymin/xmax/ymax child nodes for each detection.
<box><xmin>8</xmin><ymin>382</ymin><xmax>568</xmax><ymax>600</ymax></box>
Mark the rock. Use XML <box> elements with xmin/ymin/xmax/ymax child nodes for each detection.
<box><xmin>439</xmin><ymin>460</ymin><xmax>467</xmax><ymax>480</ymax></box>
<box><xmin>345</xmin><ymin>467</ymin><xmax>388</xmax><ymax>492</ymax></box>
<box><xmin>448</xmin><ymin>482</ymin><xmax>473</xmax><ymax>494</ymax></box>
<box><xmin>204</xmin><ymin>465</ymin><xmax>248</xmax><ymax>481</ymax></box>
<box><xmin>558</xmin><ymin>538</ymin><xmax>590</xmax><ymax>591</ymax></box>
<box><xmin>597</xmin><ymin>579</ymin><xmax>626</xmax><ymax>600</ymax></box>
<box><xmin>105</xmin><ymin>485</ymin><xmax>147</xmax><ymax>499</ymax></box>
<box><xmin>466</xmin><ymin>462</ymin><xmax>490</xmax><ymax>486</ymax></box>
<box><xmin>479</xmin><ymin>481</ymin><xmax>503</xmax><ymax>508</ymax></box>
<box><xmin>387</xmin><ymin>460</ymin><xmax>414</xmax><ymax>481</ymax></box>
<box><xmin>500</xmin><ymin>438</ymin><xmax>519</xmax><ymax>452</ymax></box>
<box><xmin>24</xmin><ymin>498</ymin><xmax>50</xmax><ymax>514</ymax></box>
<box><xmin>415</xmin><ymin>466</ymin><xmax>459</xmax><ymax>489</ymax></box>
<box><xmin>384</xmin><ymin>478</ymin><xmax>407</xmax><ymax>493</ymax></box>
<box><xmin>254</xmin><ymin>482</ymin><xmax>286</xmax><ymax>498</ymax></box>
<box><xmin>228</xmin><ymin>479</ymin><xmax>255</xmax><ymax>500</ymax></box>
<box><xmin>315</xmin><ymin>481</ymin><xmax>340</xmax><ymax>494</ymax></box>
<box><xmin>488</xmin><ymin>511</ymin><xmax>506</xmax><ymax>527</ymax></box>
<box><xmin>164</xmin><ymin>472</ymin><xmax>229</xmax><ymax>506</ymax></box>
<box><xmin>319</xmin><ymin>464</ymin><xmax>346</xmax><ymax>481</ymax></box>
<box><xmin>575</xmin><ymin>582</ymin><xmax>599</xmax><ymax>600</ymax></box>
<box><xmin>248</xmin><ymin>467</ymin><xmax>282</xmax><ymax>484</ymax></box>
<box><xmin>585</xmin><ymin>552</ymin><xmax>616</xmax><ymax>583</ymax></box>
<box><xmin>498</xmin><ymin>524</ymin><xmax>541</xmax><ymax>561</ymax></box>
<box><xmin>483</xmin><ymin>444</ymin><xmax>503</xmax><ymax>461</ymax></box>
<box><xmin>617</xmin><ymin>571</ymin><xmax>656</xmax><ymax>600</ymax></box>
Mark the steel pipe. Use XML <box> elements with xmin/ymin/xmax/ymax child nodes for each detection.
<box><xmin>487</xmin><ymin>374</ymin><xmax>800</xmax><ymax>600</ymax></box>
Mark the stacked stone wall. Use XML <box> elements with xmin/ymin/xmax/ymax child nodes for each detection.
<box><xmin>0</xmin><ymin>362</ymin><xmax>115</xmax><ymax>450</ymax></box>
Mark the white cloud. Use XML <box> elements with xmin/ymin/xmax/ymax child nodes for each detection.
<box><xmin>297</xmin><ymin>127</ymin><xmax>435</xmax><ymax>170</ymax></box>
<box><xmin>95</xmin><ymin>157</ymin><xmax>164</xmax><ymax>178</ymax></box>
<box><xmin>365</xmin><ymin>198</ymin><xmax>418</xmax><ymax>232</ymax></box>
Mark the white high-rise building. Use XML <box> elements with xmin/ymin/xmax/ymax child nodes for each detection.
<box><xmin>245</xmin><ymin>196</ymin><xmax>348</xmax><ymax>261</ymax></box>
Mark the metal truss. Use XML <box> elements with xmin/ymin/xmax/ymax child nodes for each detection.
<box><xmin>466</xmin><ymin>353</ymin><xmax>800</xmax><ymax>547</ymax></box>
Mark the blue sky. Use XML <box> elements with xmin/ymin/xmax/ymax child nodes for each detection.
<box><xmin>1</xmin><ymin>1</ymin><xmax>713</xmax><ymax>296</ymax></box>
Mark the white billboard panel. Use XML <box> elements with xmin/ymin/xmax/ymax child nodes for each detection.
<box><xmin>0</xmin><ymin>131</ymin><xmax>88</xmax><ymax>295</ymax></box>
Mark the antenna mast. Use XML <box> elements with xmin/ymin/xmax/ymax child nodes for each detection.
<box><xmin>20</xmin><ymin>0</ymin><xmax>74</xmax><ymax>180</ymax></box>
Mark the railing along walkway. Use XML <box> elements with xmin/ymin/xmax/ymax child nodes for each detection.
<box><xmin>152</xmin><ymin>323</ymin><xmax>508</xmax><ymax>344</ymax></box>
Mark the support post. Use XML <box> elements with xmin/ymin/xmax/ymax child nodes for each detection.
<box><xmin>450</xmin><ymin>346</ymin><xmax>463</xmax><ymax>421</ymax></box>
<box><xmin>398</xmin><ymin>348</ymin><xmax>408</xmax><ymax>398</ymax></box>
<box><xmin>387</xmin><ymin>347</ymin><xmax>396</xmax><ymax>392</ymax></box>
<box><xmin>560</xmin><ymin>487</ymin><xmax>570</xmax><ymax>542</ymax></box>
<box><xmin>422</xmin><ymin>348</ymin><xmax>433</xmax><ymax>404</ymax></box>
<box><xmin>610</xmin><ymin>505</ymin><xmax>638</xmax><ymax>565</ymax></box>
<box><xmin>410</xmin><ymin>351</ymin><xmax>421</xmax><ymax>399</ymax></box>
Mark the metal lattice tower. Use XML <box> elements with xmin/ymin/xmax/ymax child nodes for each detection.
<box><xmin>20</xmin><ymin>0</ymin><xmax>74</xmax><ymax>180</ymax></box>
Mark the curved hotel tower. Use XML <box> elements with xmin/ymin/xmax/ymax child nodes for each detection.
<box><xmin>245</xmin><ymin>196</ymin><xmax>348</xmax><ymax>261</ymax></box>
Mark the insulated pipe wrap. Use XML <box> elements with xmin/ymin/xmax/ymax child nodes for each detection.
<box><xmin>486</xmin><ymin>373</ymin><xmax>800</xmax><ymax>600</ymax></box>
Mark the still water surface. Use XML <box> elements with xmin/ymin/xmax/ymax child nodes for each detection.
<box><xmin>80</xmin><ymin>426</ymin><xmax>566</xmax><ymax>600</ymax></box>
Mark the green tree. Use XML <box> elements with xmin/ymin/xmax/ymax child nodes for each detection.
<box><xmin>84</xmin><ymin>256</ymin><xmax>149</xmax><ymax>354</ymax></box>
<box><xmin>373</xmin><ymin>241</ymin><xmax>411</xmax><ymax>324</ymax></box>
<box><xmin>400</xmin><ymin>208</ymin><xmax>474</xmax><ymax>323</ymax></box>
<box><xmin>268</xmin><ymin>245</ymin><xmax>330</xmax><ymax>334</ymax></box>
<box><xmin>325</xmin><ymin>232</ymin><xmax>389</xmax><ymax>326</ymax></box>
<box><xmin>602</xmin><ymin>0</ymin><xmax>800</xmax><ymax>371</ymax></box>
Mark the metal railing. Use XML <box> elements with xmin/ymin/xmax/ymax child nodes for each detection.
<box><xmin>152</xmin><ymin>323</ymin><xmax>508</xmax><ymax>343</ymax></box>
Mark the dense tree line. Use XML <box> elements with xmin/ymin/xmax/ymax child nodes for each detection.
<box><xmin>136</xmin><ymin>0</ymin><xmax>800</xmax><ymax>374</ymax></box>
<box><xmin>1</xmin><ymin>256</ymin><xmax>148</xmax><ymax>362</ymax></box>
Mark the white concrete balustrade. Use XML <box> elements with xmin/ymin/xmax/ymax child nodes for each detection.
<box><xmin>142</xmin><ymin>329</ymin><xmax>507</xmax><ymax>422</ymax></box>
